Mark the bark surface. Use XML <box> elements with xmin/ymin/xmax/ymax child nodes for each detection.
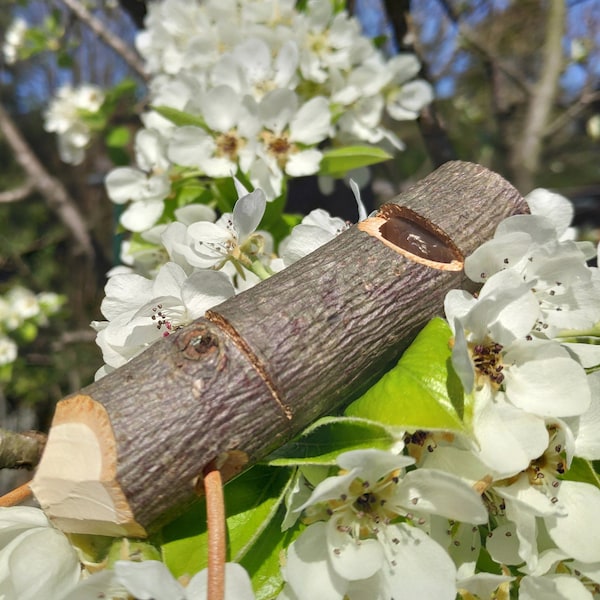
<box><xmin>31</xmin><ymin>161</ymin><xmax>528</xmax><ymax>535</ymax></box>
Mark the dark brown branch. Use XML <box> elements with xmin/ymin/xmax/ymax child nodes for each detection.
<box><xmin>31</xmin><ymin>161</ymin><xmax>528</xmax><ymax>536</ymax></box>
<box><xmin>0</xmin><ymin>102</ymin><xmax>95</xmax><ymax>259</ymax></box>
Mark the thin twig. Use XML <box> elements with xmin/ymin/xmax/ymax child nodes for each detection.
<box><xmin>0</xmin><ymin>102</ymin><xmax>95</xmax><ymax>259</ymax></box>
<box><xmin>0</xmin><ymin>181</ymin><xmax>34</xmax><ymax>203</ymax></box>
<box><xmin>59</xmin><ymin>0</ymin><xmax>149</xmax><ymax>80</ymax></box>
<box><xmin>0</xmin><ymin>482</ymin><xmax>32</xmax><ymax>507</ymax></box>
<box><xmin>52</xmin><ymin>329</ymin><xmax>97</xmax><ymax>350</ymax></box>
<box><xmin>435</xmin><ymin>0</ymin><xmax>533</xmax><ymax>96</ymax></box>
<box><xmin>200</xmin><ymin>463</ymin><xmax>226</xmax><ymax>600</ymax></box>
<box><xmin>544</xmin><ymin>90</ymin><xmax>600</xmax><ymax>138</ymax></box>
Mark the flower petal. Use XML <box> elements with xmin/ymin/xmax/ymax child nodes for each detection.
<box><xmin>8</xmin><ymin>527</ymin><xmax>80</xmax><ymax>600</ymax></box>
<box><xmin>393</xmin><ymin>468</ymin><xmax>488</xmax><ymax>524</ymax></box>
<box><xmin>519</xmin><ymin>574</ymin><xmax>593</xmax><ymax>600</ymax></box>
<box><xmin>186</xmin><ymin>563</ymin><xmax>255</xmax><ymax>600</ymax></box>
<box><xmin>326</xmin><ymin>519</ymin><xmax>384</xmax><ymax>581</ymax></box>
<box><xmin>503</xmin><ymin>340</ymin><xmax>590</xmax><ymax>417</ymax></box>
<box><xmin>382</xmin><ymin>524</ymin><xmax>457</xmax><ymax>600</ymax></box>
<box><xmin>283</xmin><ymin>523</ymin><xmax>347</xmax><ymax>600</ymax></box>
<box><xmin>114</xmin><ymin>560</ymin><xmax>185</xmax><ymax>600</ymax></box>
<box><xmin>545</xmin><ymin>481</ymin><xmax>600</xmax><ymax>562</ymax></box>
<box><xmin>233</xmin><ymin>189</ymin><xmax>266</xmax><ymax>242</ymax></box>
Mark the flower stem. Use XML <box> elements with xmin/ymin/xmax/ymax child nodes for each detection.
<box><xmin>200</xmin><ymin>462</ymin><xmax>226</xmax><ymax>600</ymax></box>
<box><xmin>249</xmin><ymin>259</ymin><xmax>273</xmax><ymax>281</ymax></box>
<box><xmin>0</xmin><ymin>481</ymin><xmax>32</xmax><ymax>506</ymax></box>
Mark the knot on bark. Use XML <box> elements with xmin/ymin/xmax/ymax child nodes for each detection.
<box><xmin>176</xmin><ymin>325</ymin><xmax>221</xmax><ymax>361</ymax></box>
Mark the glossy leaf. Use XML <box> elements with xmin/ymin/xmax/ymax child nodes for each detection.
<box><xmin>345</xmin><ymin>318</ymin><xmax>466</xmax><ymax>432</ymax></box>
<box><xmin>562</xmin><ymin>456</ymin><xmax>600</xmax><ymax>489</ymax></box>
<box><xmin>161</xmin><ymin>465</ymin><xmax>293</xmax><ymax>579</ymax></box>
<box><xmin>319</xmin><ymin>145</ymin><xmax>392</xmax><ymax>177</ymax></box>
<box><xmin>150</xmin><ymin>105</ymin><xmax>208</xmax><ymax>130</ymax></box>
<box><xmin>266</xmin><ymin>416</ymin><xmax>398</xmax><ymax>466</ymax></box>
<box><xmin>105</xmin><ymin>126</ymin><xmax>130</xmax><ymax>148</ymax></box>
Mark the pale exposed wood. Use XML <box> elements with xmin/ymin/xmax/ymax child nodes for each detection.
<box><xmin>31</xmin><ymin>395</ymin><xmax>145</xmax><ymax>537</ymax></box>
<box><xmin>31</xmin><ymin>162</ymin><xmax>528</xmax><ymax>535</ymax></box>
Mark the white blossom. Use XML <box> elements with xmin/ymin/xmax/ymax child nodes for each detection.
<box><xmin>280</xmin><ymin>449</ymin><xmax>487</xmax><ymax>600</ymax></box>
<box><xmin>111</xmin><ymin>0</ymin><xmax>432</xmax><ymax>233</ymax></box>
<box><xmin>92</xmin><ymin>262</ymin><xmax>234</xmax><ymax>377</ymax></box>
<box><xmin>279</xmin><ymin>179</ymin><xmax>367</xmax><ymax>266</ymax></box>
<box><xmin>114</xmin><ymin>559</ymin><xmax>255</xmax><ymax>600</ymax></box>
<box><xmin>167</xmin><ymin>86</ymin><xmax>259</xmax><ymax>178</ymax></box>
<box><xmin>423</xmin><ymin>425</ymin><xmax>600</xmax><ymax>574</ymax></box>
<box><xmin>0</xmin><ymin>506</ymin><xmax>115</xmax><ymax>599</ymax></box>
<box><xmin>0</xmin><ymin>335</ymin><xmax>18</xmax><ymax>366</ymax></box>
<box><xmin>43</xmin><ymin>84</ymin><xmax>105</xmax><ymax>165</ymax></box>
<box><xmin>3</xmin><ymin>17</ymin><xmax>27</xmax><ymax>64</ymax></box>
<box><xmin>105</xmin><ymin>129</ymin><xmax>172</xmax><ymax>232</ymax></box>
<box><xmin>162</xmin><ymin>188</ymin><xmax>268</xmax><ymax>272</ymax></box>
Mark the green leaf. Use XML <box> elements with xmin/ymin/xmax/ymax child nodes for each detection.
<box><xmin>345</xmin><ymin>318</ymin><xmax>466</xmax><ymax>432</ymax></box>
<box><xmin>319</xmin><ymin>146</ymin><xmax>392</xmax><ymax>177</ymax></box>
<box><xmin>213</xmin><ymin>177</ymin><xmax>239</xmax><ymax>214</ymax></box>
<box><xmin>104</xmin><ymin>78</ymin><xmax>137</xmax><ymax>105</ymax></box>
<box><xmin>105</xmin><ymin>126</ymin><xmax>131</xmax><ymax>149</ymax></box>
<box><xmin>240</xmin><ymin>508</ymin><xmax>299</xmax><ymax>600</ymax></box>
<box><xmin>266</xmin><ymin>416</ymin><xmax>398</xmax><ymax>466</ymax></box>
<box><xmin>226</xmin><ymin>466</ymin><xmax>294</xmax><ymax>562</ymax></box>
<box><xmin>161</xmin><ymin>465</ymin><xmax>293</xmax><ymax>579</ymax></box>
<box><xmin>151</xmin><ymin>105</ymin><xmax>208</xmax><ymax>130</ymax></box>
<box><xmin>562</xmin><ymin>456</ymin><xmax>600</xmax><ymax>489</ymax></box>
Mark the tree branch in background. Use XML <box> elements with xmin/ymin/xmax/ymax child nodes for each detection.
<box><xmin>544</xmin><ymin>89</ymin><xmax>600</xmax><ymax>139</ymax></box>
<box><xmin>0</xmin><ymin>102</ymin><xmax>95</xmax><ymax>259</ymax></box>
<box><xmin>509</xmin><ymin>0</ymin><xmax>566</xmax><ymax>192</ymax></box>
<box><xmin>436</xmin><ymin>0</ymin><xmax>533</xmax><ymax>97</ymax></box>
<box><xmin>0</xmin><ymin>181</ymin><xmax>34</xmax><ymax>203</ymax></box>
<box><xmin>383</xmin><ymin>0</ymin><xmax>457</xmax><ymax>167</ymax></box>
<box><xmin>0</xmin><ymin>429</ymin><xmax>46</xmax><ymax>470</ymax></box>
<box><xmin>59</xmin><ymin>0</ymin><xmax>149</xmax><ymax>80</ymax></box>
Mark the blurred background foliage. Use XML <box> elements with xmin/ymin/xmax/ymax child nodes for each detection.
<box><xmin>0</xmin><ymin>0</ymin><xmax>598</xmax><ymax>447</ymax></box>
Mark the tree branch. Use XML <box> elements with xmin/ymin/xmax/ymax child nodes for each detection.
<box><xmin>30</xmin><ymin>161</ymin><xmax>529</xmax><ymax>536</ymax></box>
<box><xmin>436</xmin><ymin>0</ymin><xmax>533</xmax><ymax>97</ymax></box>
<box><xmin>0</xmin><ymin>429</ymin><xmax>46</xmax><ymax>470</ymax></box>
<box><xmin>543</xmin><ymin>89</ymin><xmax>600</xmax><ymax>139</ymax></box>
<box><xmin>59</xmin><ymin>0</ymin><xmax>149</xmax><ymax>80</ymax></box>
<box><xmin>0</xmin><ymin>102</ymin><xmax>95</xmax><ymax>259</ymax></box>
<box><xmin>388</xmin><ymin>0</ymin><xmax>457</xmax><ymax>167</ymax></box>
<box><xmin>509</xmin><ymin>0</ymin><xmax>566</xmax><ymax>191</ymax></box>
<box><xmin>0</xmin><ymin>182</ymin><xmax>34</xmax><ymax>203</ymax></box>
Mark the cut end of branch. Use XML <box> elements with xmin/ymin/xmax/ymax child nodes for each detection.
<box><xmin>358</xmin><ymin>203</ymin><xmax>464</xmax><ymax>271</ymax></box>
<box><xmin>30</xmin><ymin>394</ymin><xmax>146</xmax><ymax>537</ymax></box>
